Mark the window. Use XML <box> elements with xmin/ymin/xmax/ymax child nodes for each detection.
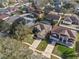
<box><xmin>59</xmin><ymin>37</ymin><xmax>62</xmax><ymax>41</ymax></box>
<box><xmin>63</xmin><ymin>39</ymin><xmax>66</xmax><ymax>43</ymax></box>
<box><xmin>27</xmin><ymin>20</ymin><xmax>31</xmax><ymax>23</ymax></box>
<box><xmin>52</xmin><ymin>33</ymin><xmax>59</xmax><ymax>38</ymax></box>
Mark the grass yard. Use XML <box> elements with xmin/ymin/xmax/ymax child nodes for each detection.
<box><xmin>53</xmin><ymin>44</ymin><xmax>77</xmax><ymax>59</ymax></box>
<box><xmin>23</xmin><ymin>34</ymin><xmax>34</xmax><ymax>44</ymax></box>
<box><xmin>37</xmin><ymin>39</ymin><xmax>48</xmax><ymax>51</ymax></box>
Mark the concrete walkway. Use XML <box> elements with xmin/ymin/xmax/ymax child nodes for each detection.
<box><xmin>42</xmin><ymin>41</ymin><xmax>56</xmax><ymax>58</ymax></box>
<box><xmin>29</xmin><ymin>40</ymin><xmax>41</xmax><ymax>51</ymax></box>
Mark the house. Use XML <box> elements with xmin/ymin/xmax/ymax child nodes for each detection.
<box><xmin>33</xmin><ymin>22</ymin><xmax>52</xmax><ymax>39</ymax></box>
<box><xmin>8</xmin><ymin>0</ymin><xmax>23</xmax><ymax>3</ymax></box>
<box><xmin>62</xmin><ymin>16</ymin><xmax>79</xmax><ymax>25</ymax></box>
<box><xmin>5</xmin><ymin>13</ymin><xmax>36</xmax><ymax>26</ymax></box>
<box><xmin>0</xmin><ymin>8</ymin><xmax>8</xmax><ymax>14</ymax></box>
<box><xmin>63</xmin><ymin>0</ymin><xmax>73</xmax><ymax>4</ymax></box>
<box><xmin>0</xmin><ymin>0</ymin><xmax>8</xmax><ymax>7</ymax></box>
<box><xmin>44</xmin><ymin>4</ymin><xmax>54</xmax><ymax>14</ymax></box>
<box><xmin>22</xmin><ymin>0</ymin><xmax>29</xmax><ymax>3</ymax></box>
<box><xmin>45</xmin><ymin>13</ymin><xmax>60</xmax><ymax>21</ymax></box>
<box><xmin>5</xmin><ymin>15</ymin><xmax>20</xmax><ymax>24</ymax></box>
<box><xmin>20</xmin><ymin>13</ymin><xmax>37</xmax><ymax>27</ymax></box>
<box><xmin>60</xmin><ymin>15</ymin><xmax>79</xmax><ymax>31</ymax></box>
<box><xmin>49</xmin><ymin>26</ymin><xmax>76</xmax><ymax>48</ymax></box>
<box><xmin>0</xmin><ymin>14</ymin><xmax>8</xmax><ymax>19</ymax></box>
<box><xmin>33</xmin><ymin>0</ymin><xmax>49</xmax><ymax>8</ymax></box>
<box><xmin>74</xmin><ymin>4</ymin><xmax>79</xmax><ymax>13</ymax></box>
<box><xmin>62</xmin><ymin>17</ymin><xmax>72</xmax><ymax>25</ymax></box>
<box><xmin>53</xmin><ymin>0</ymin><xmax>63</xmax><ymax>12</ymax></box>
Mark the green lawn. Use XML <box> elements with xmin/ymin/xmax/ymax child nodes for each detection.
<box><xmin>53</xmin><ymin>45</ymin><xmax>77</xmax><ymax>59</ymax></box>
<box><xmin>23</xmin><ymin>34</ymin><xmax>34</xmax><ymax>44</ymax></box>
<box><xmin>37</xmin><ymin>39</ymin><xmax>48</xmax><ymax>51</ymax></box>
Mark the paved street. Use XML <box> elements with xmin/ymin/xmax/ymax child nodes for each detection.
<box><xmin>42</xmin><ymin>41</ymin><xmax>56</xmax><ymax>58</ymax></box>
<box><xmin>49</xmin><ymin>11</ymin><xmax>73</xmax><ymax>16</ymax></box>
<box><xmin>60</xmin><ymin>24</ymin><xmax>79</xmax><ymax>31</ymax></box>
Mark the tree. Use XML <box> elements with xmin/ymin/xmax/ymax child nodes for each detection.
<box><xmin>62</xmin><ymin>3</ymin><xmax>74</xmax><ymax>13</ymax></box>
<box><xmin>0</xmin><ymin>20</ymin><xmax>10</xmax><ymax>31</ymax></box>
<box><xmin>0</xmin><ymin>38</ymin><xmax>33</xmax><ymax>59</ymax></box>
<box><xmin>9</xmin><ymin>17</ymin><xmax>32</xmax><ymax>41</ymax></box>
<box><xmin>63</xmin><ymin>3</ymin><xmax>74</xmax><ymax>9</ymax></box>
<box><xmin>0</xmin><ymin>3</ymin><xmax>4</xmax><ymax>8</ymax></box>
<box><xmin>75</xmin><ymin>0</ymin><xmax>79</xmax><ymax>3</ymax></box>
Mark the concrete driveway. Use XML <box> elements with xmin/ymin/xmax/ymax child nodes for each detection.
<box><xmin>29</xmin><ymin>39</ymin><xmax>41</xmax><ymax>50</ymax></box>
<box><xmin>42</xmin><ymin>41</ymin><xmax>56</xmax><ymax>58</ymax></box>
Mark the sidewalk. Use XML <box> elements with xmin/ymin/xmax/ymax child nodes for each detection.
<box><xmin>60</xmin><ymin>24</ymin><xmax>79</xmax><ymax>31</ymax></box>
<box><xmin>42</xmin><ymin>41</ymin><xmax>56</xmax><ymax>58</ymax></box>
<box><xmin>29</xmin><ymin>40</ymin><xmax>41</xmax><ymax>51</ymax></box>
<box><xmin>23</xmin><ymin>41</ymin><xmax>62</xmax><ymax>59</ymax></box>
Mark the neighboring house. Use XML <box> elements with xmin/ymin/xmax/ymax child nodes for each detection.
<box><xmin>0</xmin><ymin>14</ymin><xmax>8</xmax><ymax>19</ymax></box>
<box><xmin>0</xmin><ymin>8</ymin><xmax>8</xmax><ymax>14</ymax></box>
<box><xmin>0</xmin><ymin>0</ymin><xmax>8</xmax><ymax>7</ymax></box>
<box><xmin>0</xmin><ymin>0</ymin><xmax>26</xmax><ymax>7</ymax></box>
<box><xmin>5</xmin><ymin>13</ymin><xmax>36</xmax><ymax>26</ymax></box>
<box><xmin>46</xmin><ymin>13</ymin><xmax>60</xmax><ymax>21</ymax></box>
<box><xmin>0</xmin><ymin>0</ymin><xmax>7</xmax><ymax>3</ymax></box>
<box><xmin>62</xmin><ymin>0</ymin><xmax>73</xmax><ymax>4</ymax></box>
<box><xmin>49</xmin><ymin>26</ymin><xmax>75</xmax><ymax>48</ymax></box>
<box><xmin>22</xmin><ymin>0</ymin><xmax>29</xmax><ymax>3</ymax></box>
<box><xmin>74</xmin><ymin>4</ymin><xmax>79</xmax><ymax>13</ymax></box>
<box><xmin>0</xmin><ymin>3</ymin><xmax>19</xmax><ymax>14</ymax></box>
<box><xmin>33</xmin><ymin>22</ymin><xmax>52</xmax><ymax>39</ymax></box>
<box><xmin>62</xmin><ymin>17</ymin><xmax>72</xmax><ymax>25</ymax></box>
<box><xmin>60</xmin><ymin>15</ymin><xmax>79</xmax><ymax>31</ymax></box>
<box><xmin>33</xmin><ymin>0</ymin><xmax>49</xmax><ymax>8</ymax></box>
<box><xmin>53</xmin><ymin>0</ymin><xmax>63</xmax><ymax>12</ymax></box>
<box><xmin>61</xmin><ymin>16</ymin><xmax>79</xmax><ymax>25</ymax></box>
<box><xmin>9</xmin><ymin>0</ymin><xmax>23</xmax><ymax>3</ymax></box>
<box><xmin>20</xmin><ymin>13</ymin><xmax>37</xmax><ymax>27</ymax></box>
<box><xmin>5</xmin><ymin>15</ymin><xmax>20</xmax><ymax>24</ymax></box>
<box><xmin>44</xmin><ymin>4</ymin><xmax>54</xmax><ymax>14</ymax></box>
